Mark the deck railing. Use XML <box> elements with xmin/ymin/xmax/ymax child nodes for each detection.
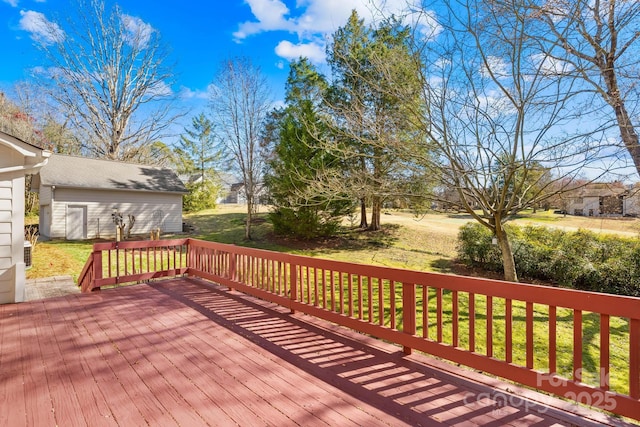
<box><xmin>79</xmin><ymin>238</ymin><xmax>640</xmax><ymax>421</ymax></box>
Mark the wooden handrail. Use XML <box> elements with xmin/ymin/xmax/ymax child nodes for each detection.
<box><xmin>81</xmin><ymin>238</ymin><xmax>640</xmax><ymax>421</ymax></box>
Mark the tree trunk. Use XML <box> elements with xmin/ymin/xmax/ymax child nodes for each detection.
<box><xmin>369</xmin><ymin>196</ymin><xmax>381</xmax><ymax>231</ymax></box>
<box><xmin>359</xmin><ymin>198</ymin><xmax>368</xmax><ymax>229</ymax></box>
<box><xmin>495</xmin><ymin>225</ymin><xmax>518</xmax><ymax>282</ymax></box>
<box><xmin>245</xmin><ymin>193</ymin><xmax>253</xmax><ymax>240</ymax></box>
<box><xmin>602</xmin><ymin>66</ymin><xmax>640</xmax><ymax>173</ymax></box>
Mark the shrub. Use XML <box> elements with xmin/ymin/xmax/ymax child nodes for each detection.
<box><xmin>456</xmin><ymin>223</ymin><xmax>502</xmax><ymax>272</ymax></box>
<box><xmin>183</xmin><ymin>179</ymin><xmax>220</xmax><ymax>213</ymax></box>
<box><xmin>270</xmin><ymin>206</ymin><xmax>342</xmax><ymax>240</ymax></box>
<box><xmin>457</xmin><ymin>222</ymin><xmax>640</xmax><ymax>296</ymax></box>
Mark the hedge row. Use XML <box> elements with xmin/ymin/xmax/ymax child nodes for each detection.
<box><xmin>457</xmin><ymin>222</ymin><xmax>640</xmax><ymax>297</ymax></box>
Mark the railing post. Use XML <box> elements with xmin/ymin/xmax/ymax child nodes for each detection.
<box><xmin>229</xmin><ymin>252</ymin><xmax>236</xmax><ymax>291</ymax></box>
<box><xmin>402</xmin><ymin>282</ymin><xmax>416</xmax><ymax>355</ymax></box>
<box><xmin>289</xmin><ymin>262</ymin><xmax>297</xmax><ymax>314</ymax></box>
<box><xmin>92</xmin><ymin>249</ymin><xmax>102</xmax><ymax>292</ymax></box>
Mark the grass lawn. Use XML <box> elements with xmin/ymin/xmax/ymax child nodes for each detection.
<box><xmin>28</xmin><ymin>204</ymin><xmax>640</xmax><ymax>281</ymax></box>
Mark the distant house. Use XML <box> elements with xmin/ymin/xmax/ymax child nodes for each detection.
<box><xmin>566</xmin><ymin>182</ymin><xmax>627</xmax><ymax>216</ymax></box>
<box><xmin>222</xmin><ymin>181</ymin><xmax>268</xmax><ymax>206</ymax></box>
<box><xmin>623</xmin><ymin>183</ymin><xmax>640</xmax><ymax>217</ymax></box>
<box><xmin>33</xmin><ymin>154</ymin><xmax>187</xmax><ymax>240</ymax></box>
<box><xmin>0</xmin><ymin>130</ymin><xmax>50</xmax><ymax>304</ymax></box>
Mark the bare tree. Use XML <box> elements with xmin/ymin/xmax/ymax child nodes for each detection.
<box><xmin>401</xmin><ymin>0</ymin><xmax>615</xmax><ymax>281</ymax></box>
<box><xmin>210</xmin><ymin>57</ymin><xmax>272</xmax><ymax>240</ymax></box>
<box><xmin>33</xmin><ymin>0</ymin><xmax>177</xmax><ymax>160</ymax></box>
<box><xmin>532</xmin><ymin>0</ymin><xmax>640</xmax><ymax>175</ymax></box>
<box><xmin>0</xmin><ymin>92</ymin><xmax>44</xmax><ymax>146</ymax></box>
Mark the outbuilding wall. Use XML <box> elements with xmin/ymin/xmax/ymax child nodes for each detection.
<box><xmin>40</xmin><ymin>187</ymin><xmax>183</xmax><ymax>240</ymax></box>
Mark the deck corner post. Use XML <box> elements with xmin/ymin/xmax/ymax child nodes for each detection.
<box><xmin>92</xmin><ymin>249</ymin><xmax>102</xmax><ymax>292</ymax></box>
<box><xmin>402</xmin><ymin>282</ymin><xmax>417</xmax><ymax>355</ymax></box>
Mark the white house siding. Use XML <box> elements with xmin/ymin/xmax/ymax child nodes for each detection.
<box><xmin>624</xmin><ymin>189</ymin><xmax>640</xmax><ymax>217</ymax></box>
<box><xmin>44</xmin><ymin>187</ymin><xmax>182</xmax><ymax>240</ymax></box>
<box><xmin>582</xmin><ymin>197</ymin><xmax>601</xmax><ymax>216</ymax></box>
<box><xmin>0</xmin><ymin>171</ymin><xmax>25</xmax><ymax>304</ymax></box>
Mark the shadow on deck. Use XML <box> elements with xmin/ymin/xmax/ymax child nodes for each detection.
<box><xmin>1</xmin><ymin>277</ymin><xmax>634</xmax><ymax>426</ymax></box>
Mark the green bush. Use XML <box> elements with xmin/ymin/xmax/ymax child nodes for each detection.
<box><xmin>183</xmin><ymin>180</ymin><xmax>220</xmax><ymax>213</ymax></box>
<box><xmin>269</xmin><ymin>206</ymin><xmax>342</xmax><ymax>240</ymax></box>
<box><xmin>457</xmin><ymin>222</ymin><xmax>640</xmax><ymax>296</ymax></box>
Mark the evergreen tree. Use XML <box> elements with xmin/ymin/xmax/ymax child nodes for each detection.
<box><xmin>264</xmin><ymin>59</ymin><xmax>353</xmax><ymax>238</ymax></box>
<box><xmin>175</xmin><ymin>113</ymin><xmax>222</xmax><ymax>212</ymax></box>
<box><xmin>324</xmin><ymin>11</ymin><xmax>429</xmax><ymax>230</ymax></box>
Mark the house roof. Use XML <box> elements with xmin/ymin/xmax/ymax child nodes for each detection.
<box><xmin>0</xmin><ymin>130</ymin><xmax>50</xmax><ymax>173</ymax></box>
<box><xmin>576</xmin><ymin>182</ymin><xmax>627</xmax><ymax>198</ymax></box>
<box><xmin>37</xmin><ymin>154</ymin><xmax>187</xmax><ymax>194</ymax></box>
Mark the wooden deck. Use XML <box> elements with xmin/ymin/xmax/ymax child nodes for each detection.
<box><xmin>0</xmin><ymin>278</ymin><xmax>634</xmax><ymax>426</ymax></box>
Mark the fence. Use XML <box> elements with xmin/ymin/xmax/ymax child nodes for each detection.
<box><xmin>79</xmin><ymin>238</ymin><xmax>640</xmax><ymax>421</ymax></box>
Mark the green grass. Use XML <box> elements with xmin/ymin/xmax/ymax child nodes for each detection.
<box><xmin>28</xmin><ymin>241</ymin><xmax>93</xmax><ymax>282</ymax></box>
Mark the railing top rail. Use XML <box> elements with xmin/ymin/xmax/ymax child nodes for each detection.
<box><xmin>93</xmin><ymin>238</ymin><xmax>189</xmax><ymax>251</ymax></box>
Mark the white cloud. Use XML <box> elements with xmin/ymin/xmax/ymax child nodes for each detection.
<box><xmin>147</xmin><ymin>80</ymin><xmax>173</xmax><ymax>97</ymax></box>
<box><xmin>235</xmin><ymin>0</ymin><xmax>441</xmax><ymax>63</ymax></box>
<box><xmin>480</xmin><ymin>56</ymin><xmax>511</xmax><ymax>79</ymax></box>
<box><xmin>275</xmin><ymin>40</ymin><xmax>326</xmax><ymax>64</ymax></box>
<box><xmin>19</xmin><ymin>10</ymin><xmax>64</xmax><ymax>45</ymax></box>
<box><xmin>3</xmin><ymin>0</ymin><xmax>19</xmax><ymax>7</ymax></box>
<box><xmin>122</xmin><ymin>14</ymin><xmax>154</xmax><ymax>49</ymax></box>
<box><xmin>530</xmin><ymin>53</ymin><xmax>574</xmax><ymax>76</ymax></box>
<box><xmin>180</xmin><ymin>85</ymin><xmax>214</xmax><ymax>100</ymax></box>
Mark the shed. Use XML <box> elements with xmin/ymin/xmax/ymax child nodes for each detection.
<box><xmin>0</xmin><ymin>130</ymin><xmax>50</xmax><ymax>304</ymax></box>
<box><xmin>33</xmin><ymin>154</ymin><xmax>187</xmax><ymax>240</ymax></box>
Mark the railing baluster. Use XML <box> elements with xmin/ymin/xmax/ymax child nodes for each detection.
<box><xmin>378</xmin><ymin>278</ymin><xmax>384</xmax><ymax>325</ymax></box>
<box><xmin>322</xmin><ymin>269</ymin><xmax>327</xmax><ymax>309</ymax></box>
<box><xmin>630</xmin><ymin>318</ymin><xmax>640</xmax><ymax>399</ymax></box>
<box><xmin>348</xmin><ymin>273</ymin><xmax>354</xmax><ymax>317</ymax></box>
<box><xmin>526</xmin><ymin>302</ymin><xmax>534</xmax><ymax>369</ymax></box>
<box><xmin>390</xmin><ymin>281</ymin><xmax>396</xmax><ymax>330</ymax></box>
<box><xmin>600</xmin><ymin>313</ymin><xmax>610</xmax><ymax>391</ymax></box>
<box><xmin>505</xmin><ymin>298</ymin><xmax>512</xmax><ymax>363</ymax></box>
<box><xmin>469</xmin><ymin>292</ymin><xmax>475</xmax><ymax>352</ymax></box>
<box><xmin>436</xmin><ymin>287</ymin><xmax>442</xmax><ymax>343</ymax></box>
<box><xmin>574</xmin><ymin>309</ymin><xmax>583</xmax><ymax>382</ymax></box>
<box><xmin>367</xmin><ymin>276</ymin><xmax>373</xmax><ymax>323</ymax></box>
<box><xmin>339</xmin><ymin>272</ymin><xmax>344</xmax><ymax>315</ymax></box>
<box><xmin>422</xmin><ymin>286</ymin><xmax>428</xmax><ymax>339</ymax></box>
<box><xmin>358</xmin><ymin>275</ymin><xmax>363</xmax><ymax>320</ymax></box>
<box><xmin>314</xmin><ymin>267</ymin><xmax>319</xmax><ymax>306</ymax></box>
<box><xmin>549</xmin><ymin>305</ymin><xmax>557</xmax><ymax>374</ymax></box>
<box><xmin>452</xmin><ymin>290</ymin><xmax>459</xmax><ymax>347</ymax></box>
<box><xmin>330</xmin><ymin>271</ymin><xmax>335</xmax><ymax>312</ymax></box>
<box><xmin>486</xmin><ymin>295</ymin><xmax>493</xmax><ymax>357</ymax></box>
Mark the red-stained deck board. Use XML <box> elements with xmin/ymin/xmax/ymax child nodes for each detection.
<box><xmin>50</xmin><ymin>296</ymin><xmax>123</xmax><ymax>427</ymax></box>
<box><xmin>1</xmin><ymin>278</ymin><xmax>635</xmax><ymax>427</ymax></box>
<box><xmin>69</xmin><ymin>297</ymin><xmax>150</xmax><ymax>426</ymax></box>
<box><xmin>151</xmin><ymin>287</ymin><xmax>378</xmax><ymax>427</ymax></box>
<box><xmin>23</xmin><ymin>302</ymin><xmax>67</xmax><ymax>427</ymax></box>
<box><xmin>93</xmin><ymin>304</ymin><xmax>204</xmax><ymax>427</ymax></box>
<box><xmin>98</xmin><ymin>295</ymin><xmax>285</xmax><ymax>427</ymax></box>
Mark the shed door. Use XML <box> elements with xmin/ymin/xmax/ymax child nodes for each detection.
<box><xmin>66</xmin><ymin>205</ymin><xmax>87</xmax><ymax>240</ymax></box>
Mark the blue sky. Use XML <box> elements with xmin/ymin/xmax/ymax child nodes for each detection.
<box><xmin>0</xmin><ymin>0</ymin><xmax>425</xmax><ymax>113</ymax></box>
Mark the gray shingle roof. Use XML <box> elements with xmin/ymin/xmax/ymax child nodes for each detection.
<box><xmin>38</xmin><ymin>154</ymin><xmax>187</xmax><ymax>194</ymax></box>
